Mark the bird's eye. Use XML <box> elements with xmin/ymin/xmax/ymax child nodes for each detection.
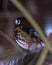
<box><xmin>15</xmin><ymin>20</ymin><xmax>20</xmax><ymax>25</ymax></box>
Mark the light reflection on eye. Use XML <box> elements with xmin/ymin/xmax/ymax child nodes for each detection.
<box><xmin>15</xmin><ymin>20</ymin><xmax>20</xmax><ymax>25</ymax></box>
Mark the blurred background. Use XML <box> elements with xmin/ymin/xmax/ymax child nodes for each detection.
<box><xmin>0</xmin><ymin>0</ymin><xmax>52</xmax><ymax>65</ymax></box>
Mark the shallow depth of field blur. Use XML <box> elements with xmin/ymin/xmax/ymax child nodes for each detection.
<box><xmin>0</xmin><ymin>0</ymin><xmax>52</xmax><ymax>65</ymax></box>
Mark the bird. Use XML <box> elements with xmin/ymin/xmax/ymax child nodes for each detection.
<box><xmin>14</xmin><ymin>17</ymin><xmax>45</xmax><ymax>52</ymax></box>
